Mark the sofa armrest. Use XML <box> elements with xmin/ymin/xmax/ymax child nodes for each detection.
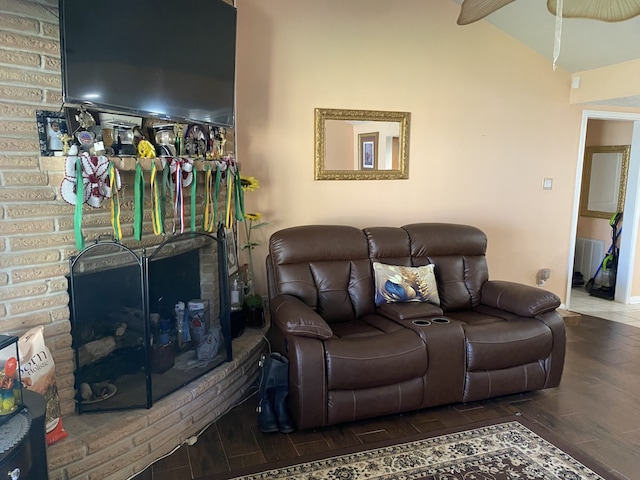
<box><xmin>270</xmin><ymin>294</ymin><xmax>333</xmax><ymax>339</ymax></box>
<box><xmin>481</xmin><ymin>280</ymin><xmax>560</xmax><ymax>317</ymax></box>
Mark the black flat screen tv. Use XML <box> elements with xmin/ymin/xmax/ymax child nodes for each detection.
<box><xmin>59</xmin><ymin>0</ymin><xmax>236</xmax><ymax>127</ymax></box>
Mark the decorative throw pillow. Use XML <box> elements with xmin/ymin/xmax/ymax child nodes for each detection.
<box><xmin>372</xmin><ymin>262</ymin><xmax>440</xmax><ymax>307</ymax></box>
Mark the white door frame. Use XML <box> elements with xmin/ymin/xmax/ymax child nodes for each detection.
<box><xmin>566</xmin><ymin>110</ymin><xmax>640</xmax><ymax>309</ymax></box>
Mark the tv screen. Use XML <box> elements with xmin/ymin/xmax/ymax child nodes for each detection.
<box><xmin>59</xmin><ymin>0</ymin><xmax>236</xmax><ymax>127</ymax></box>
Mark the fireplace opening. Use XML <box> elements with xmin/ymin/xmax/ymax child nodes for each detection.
<box><xmin>68</xmin><ymin>231</ymin><xmax>231</xmax><ymax>413</ymax></box>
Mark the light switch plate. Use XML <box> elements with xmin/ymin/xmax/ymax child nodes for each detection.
<box><xmin>542</xmin><ymin>178</ymin><xmax>553</xmax><ymax>190</ymax></box>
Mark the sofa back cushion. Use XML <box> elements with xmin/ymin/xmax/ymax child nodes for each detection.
<box><xmin>268</xmin><ymin>225</ymin><xmax>375</xmax><ymax>322</ymax></box>
<box><xmin>403</xmin><ymin>223</ymin><xmax>489</xmax><ymax>311</ymax></box>
<box><xmin>365</xmin><ymin>226</ymin><xmax>412</xmax><ymax>266</ymax></box>
<box><xmin>268</xmin><ymin>223</ymin><xmax>490</xmax><ymax>318</ymax></box>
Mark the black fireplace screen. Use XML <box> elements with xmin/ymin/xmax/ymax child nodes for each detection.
<box><xmin>68</xmin><ymin>230</ymin><xmax>231</xmax><ymax>413</ymax></box>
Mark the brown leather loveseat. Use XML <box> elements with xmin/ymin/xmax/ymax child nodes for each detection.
<box><xmin>266</xmin><ymin>223</ymin><xmax>565</xmax><ymax>430</ymax></box>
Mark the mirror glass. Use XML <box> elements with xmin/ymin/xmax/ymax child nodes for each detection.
<box><xmin>580</xmin><ymin>145</ymin><xmax>630</xmax><ymax>218</ymax></box>
<box><xmin>315</xmin><ymin>108</ymin><xmax>410</xmax><ymax>180</ymax></box>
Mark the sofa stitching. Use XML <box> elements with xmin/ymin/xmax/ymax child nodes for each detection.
<box><xmin>327</xmin><ymin>344</ymin><xmax>426</xmax><ymax>361</ymax></box>
<box><xmin>467</xmin><ymin>330</ymin><xmax>551</xmax><ymax>345</ymax></box>
<box><xmin>287</xmin><ymin>325</ymin><xmax>332</xmax><ymax>336</ymax></box>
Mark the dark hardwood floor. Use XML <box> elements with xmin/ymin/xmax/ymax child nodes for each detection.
<box><xmin>134</xmin><ymin>315</ymin><xmax>640</xmax><ymax>480</ymax></box>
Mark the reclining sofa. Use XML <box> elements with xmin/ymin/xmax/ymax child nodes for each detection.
<box><xmin>266</xmin><ymin>223</ymin><xmax>565</xmax><ymax>430</ymax></box>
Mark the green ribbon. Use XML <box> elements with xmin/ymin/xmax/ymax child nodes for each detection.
<box><xmin>74</xmin><ymin>157</ymin><xmax>85</xmax><ymax>250</ymax></box>
<box><xmin>134</xmin><ymin>162</ymin><xmax>144</xmax><ymax>241</ymax></box>
<box><xmin>234</xmin><ymin>167</ymin><xmax>245</xmax><ymax>220</ymax></box>
<box><xmin>162</xmin><ymin>162</ymin><xmax>170</xmax><ymax>232</ymax></box>
<box><xmin>190</xmin><ymin>168</ymin><xmax>197</xmax><ymax>232</ymax></box>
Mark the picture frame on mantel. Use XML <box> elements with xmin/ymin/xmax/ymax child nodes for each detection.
<box><xmin>36</xmin><ymin>110</ymin><xmax>69</xmax><ymax>156</ymax></box>
<box><xmin>358</xmin><ymin>132</ymin><xmax>378</xmax><ymax>170</ymax></box>
<box><xmin>225</xmin><ymin>227</ymin><xmax>239</xmax><ymax>275</ymax></box>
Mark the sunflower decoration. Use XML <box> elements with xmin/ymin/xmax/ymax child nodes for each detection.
<box><xmin>241</xmin><ymin>175</ymin><xmax>260</xmax><ymax>193</ymax></box>
<box><xmin>239</xmin><ymin>176</ymin><xmax>268</xmax><ymax>302</ymax></box>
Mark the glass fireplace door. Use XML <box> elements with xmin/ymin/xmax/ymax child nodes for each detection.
<box><xmin>68</xmin><ymin>230</ymin><xmax>232</xmax><ymax>414</ymax></box>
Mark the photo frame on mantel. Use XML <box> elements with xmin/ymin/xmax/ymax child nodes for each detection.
<box><xmin>36</xmin><ymin>110</ymin><xmax>69</xmax><ymax>156</ymax></box>
<box><xmin>225</xmin><ymin>227</ymin><xmax>239</xmax><ymax>275</ymax></box>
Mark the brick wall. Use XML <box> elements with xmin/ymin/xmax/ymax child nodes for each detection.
<box><xmin>0</xmin><ymin>0</ymin><xmax>77</xmax><ymax>413</ymax></box>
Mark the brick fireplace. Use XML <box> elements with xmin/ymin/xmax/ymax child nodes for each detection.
<box><xmin>0</xmin><ymin>2</ymin><xmax>265</xmax><ymax>479</ymax></box>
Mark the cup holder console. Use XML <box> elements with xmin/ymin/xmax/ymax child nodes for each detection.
<box><xmin>411</xmin><ymin>319</ymin><xmax>431</xmax><ymax>326</ymax></box>
<box><xmin>411</xmin><ymin>317</ymin><xmax>450</xmax><ymax>327</ymax></box>
<box><xmin>432</xmin><ymin>317</ymin><xmax>450</xmax><ymax>324</ymax></box>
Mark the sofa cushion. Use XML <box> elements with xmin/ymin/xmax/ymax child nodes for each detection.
<box><xmin>460</xmin><ymin>316</ymin><xmax>553</xmax><ymax>371</ymax></box>
<box><xmin>325</xmin><ymin>329</ymin><xmax>427</xmax><ymax>390</ymax></box>
<box><xmin>402</xmin><ymin>223</ymin><xmax>489</xmax><ymax>311</ymax></box>
<box><xmin>269</xmin><ymin>225</ymin><xmax>376</xmax><ymax>321</ymax></box>
<box><xmin>364</xmin><ymin>226</ymin><xmax>412</xmax><ymax>265</ymax></box>
<box><xmin>373</xmin><ymin>262</ymin><xmax>440</xmax><ymax>306</ymax></box>
<box><xmin>377</xmin><ymin>301</ymin><xmax>444</xmax><ymax>321</ymax></box>
<box><xmin>330</xmin><ymin>314</ymin><xmax>406</xmax><ymax>339</ymax></box>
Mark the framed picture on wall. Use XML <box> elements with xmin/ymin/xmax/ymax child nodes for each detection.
<box><xmin>36</xmin><ymin>110</ymin><xmax>69</xmax><ymax>156</ymax></box>
<box><xmin>358</xmin><ymin>132</ymin><xmax>379</xmax><ymax>170</ymax></box>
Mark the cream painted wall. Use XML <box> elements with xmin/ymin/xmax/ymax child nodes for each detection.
<box><xmin>234</xmin><ymin>0</ymin><xmax>583</xmax><ymax>300</ymax></box>
<box><xmin>571</xmin><ymin>60</ymin><xmax>640</xmax><ymax>105</ymax></box>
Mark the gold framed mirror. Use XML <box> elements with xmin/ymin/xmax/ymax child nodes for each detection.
<box><xmin>580</xmin><ymin>145</ymin><xmax>630</xmax><ymax>219</ymax></box>
<box><xmin>314</xmin><ymin>108</ymin><xmax>410</xmax><ymax>180</ymax></box>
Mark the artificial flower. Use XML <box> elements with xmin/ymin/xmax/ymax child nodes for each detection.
<box><xmin>245</xmin><ymin>212</ymin><xmax>262</xmax><ymax>222</ymax></box>
<box><xmin>243</xmin><ymin>212</ymin><xmax>267</xmax><ymax>252</ymax></box>
<box><xmin>241</xmin><ymin>175</ymin><xmax>260</xmax><ymax>192</ymax></box>
<box><xmin>239</xmin><ymin>176</ymin><xmax>268</xmax><ymax>300</ymax></box>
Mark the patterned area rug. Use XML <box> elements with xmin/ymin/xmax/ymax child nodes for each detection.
<box><xmin>221</xmin><ymin>415</ymin><xmax>619</xmax><ymax>480</ymax></box>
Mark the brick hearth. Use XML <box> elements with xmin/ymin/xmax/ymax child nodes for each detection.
<box><xmin>47</xmin><ymin>329</ymin><xmax>266</xmax><ymax>480</ymax></box>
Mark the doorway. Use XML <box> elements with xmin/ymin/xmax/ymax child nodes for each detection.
<box><xmin>567</xmin><ymin>110</ymin><xmax>640</xmax><ymax>317</ymax></box>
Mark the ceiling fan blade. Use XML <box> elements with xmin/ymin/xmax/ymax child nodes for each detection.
<box><xmin>457</xmin><ymin>0</ymin><xmax>517</xmax><ymax>25</ymax></box>
<box><xmin>547</xmin><ymin>0</ymin><xmax>640</xmax><ymax>21</ymax></box>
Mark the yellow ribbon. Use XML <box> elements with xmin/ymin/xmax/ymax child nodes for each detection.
<box><xmin>225</xmin><ymin>171</ymin><xmax>233</xmax><ymax>228</ymax></box>
<box><xmin>203</xmin><ymin>164</ymin><xmax>215</xmax><ymax>233</ymax></box>
<box><xmin>150</xmin><ymin>162</ymin><xmax>164</xmax><ymax>235</ymax></box>
<box><xmin>109</xmin><ymin>162</ymin><xmax>122</xmax><ymax>241</ymax></box>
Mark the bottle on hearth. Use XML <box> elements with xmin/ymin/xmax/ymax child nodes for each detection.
<box><xmin>230</xmin><ymin>271</ymin><xmax>244</xmax><ymax>312</ymax></box>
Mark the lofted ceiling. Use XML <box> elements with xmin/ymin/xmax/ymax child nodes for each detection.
<box><xmin>450</xmin><ymin>0</ymin><xmax>640</xmax><ymax>73</ymax></box>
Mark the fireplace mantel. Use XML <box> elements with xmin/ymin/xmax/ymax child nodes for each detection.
<box><xmin>60</xmin><ymin>155</ymin><xmax>235</xmax><ymax>172</ymax></box>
